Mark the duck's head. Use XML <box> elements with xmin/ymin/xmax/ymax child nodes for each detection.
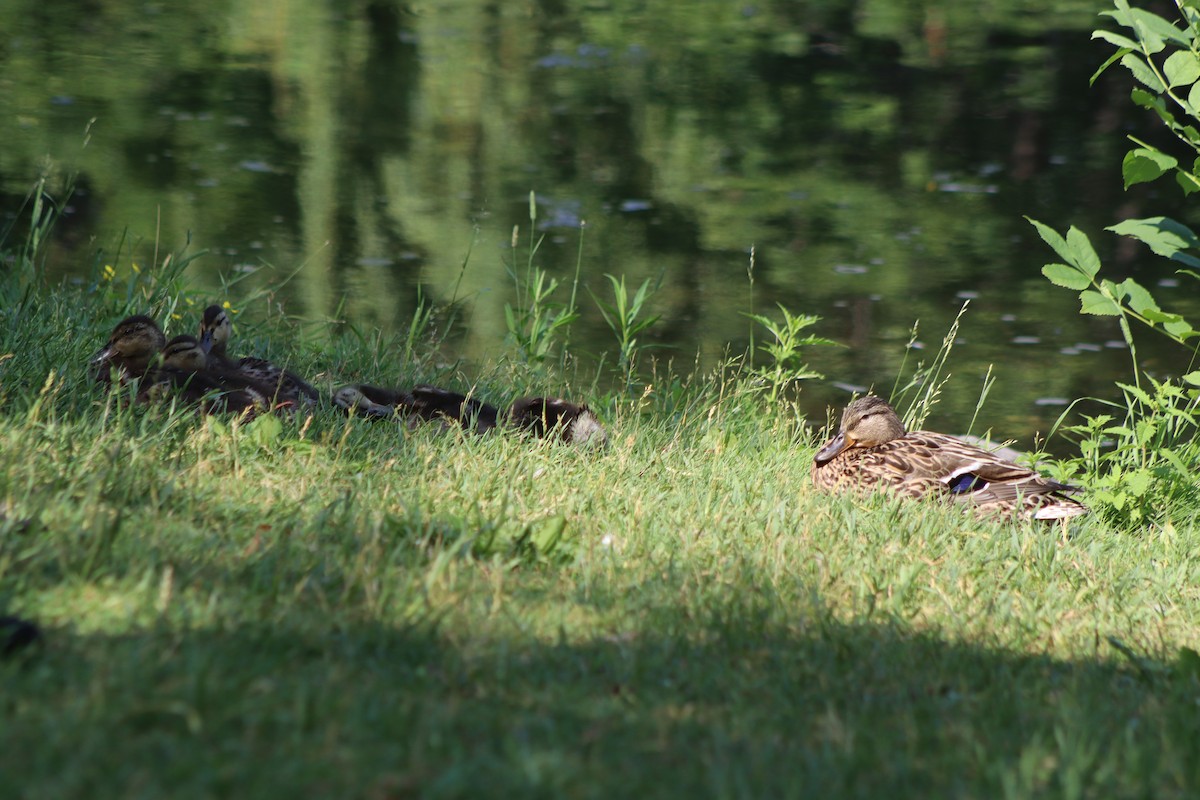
<box><xmin>814</xmin><ymin>396</ymin><xmax>906</xmax><ymax>464</ymax></box>
<box><xmin>90</xmin><ymin>315</ymin><xmax>166</xmax><ymax>379</ymax></box>
<box><xmin>509</xmin><ymin>397</ymin><xmax>609</xmax><ymax>447</ymax></box>
<box><xmin>160</xmin><ymin>334</ymin><xmax>208</xmax><ymax>372</ymax></box>
<box><xmin>198</xmin><ymin>305</ymin><xmax>232</xmax><ymax>356</ymax></box>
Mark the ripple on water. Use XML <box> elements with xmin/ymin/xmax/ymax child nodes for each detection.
<box><xmin>1035</xmin><ymin>397</ymin><xmax>1070</xmax><ymax>406</ymax></box>
<box><xmin>1011</xmin><ymin>335</ymin><xmax>1040</xmax><ymax>345</ymax></box>
<box><xmin>833</xmin><ymin>264</ymin><xmax>869</xmax><ymax>275</ymax></box>
<box><xmin>238</xmin><ymin>160</ymin><xmax>275</xmax><ymax>173</ymax></box>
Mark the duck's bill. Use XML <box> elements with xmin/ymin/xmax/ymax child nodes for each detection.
<box><xmin>814</xmin><ymin>432</ymin><xmax>848</xmax><ymax>464</ymax></box>
<box><xmin>89</xmin><ymin>345</ymin><xmax>115</xmax><ymax>366</ymax></box>
<box><xmin>198</xmin><ymin>330</ymin><xmax>214</xmax><ymax>354</ymax></box>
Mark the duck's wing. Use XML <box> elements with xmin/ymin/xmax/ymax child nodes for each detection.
<box><xmin>141</xmin><ymin>367</ymin><xmax>266</xmax><ymax>415</ymax></box>
<box><xmin>411</xmin><ymin>385</ymin><xmax>499</xmax><ymax>433</ymax></box>
<box><xmin>237</xmin><ymin>357</ymin><xmax>320</xmax><ymax>407</ymax></box>
<box><xmin>902</xmin><ymin>432</ymin><xmax>1086</xmax><ymax>518</ymax></box>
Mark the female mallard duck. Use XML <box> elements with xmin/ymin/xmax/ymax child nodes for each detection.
<box><xmin>90</xmin><ymin>315</ymin><xmax>167</xmax><ymax>384</ymax></box>
<box><xmin>812</xmin><ymin>396</ymin><xmax>1087</xmax><ymax>521</ymax></box>
<box><xmin>198</xmin><ymin>304</ymin><xmax>319</xmax><ymax>407</ymax></box>
<box><xmin>509</xmin><ymin>396</ymin><xmax>608</xmax><ymax>447</ymax></box>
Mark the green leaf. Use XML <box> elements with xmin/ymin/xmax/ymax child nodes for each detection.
<box><xmin>245</xmin><ymin>413</ymin><xmax>283</xmax><ymax>448</ymax></box>
<box><xmin>1025</xmin><ymin>217</ymin><xmax>1072</xmax><ymax>263</ymax></box>
<box><xmin>1123</xmin><ymin>147</ymin><xmax>1178</xmax><ymax>188</ymax></box>
<box><xmin>1092</xmin><ymin>30</ymin><xmax>1140</xmax><ymax>50</ymax></box>
<box><xmin>1139</xmin><ymin>9</ymin><xmax>1194</xmax><ymax>44</ymax></box>
<box><xmin>1107</xmin><ymin>216</ymin><xmax>1200</xmax><ymax>258</ymax></box>
<box><xmin>1183</xmin><ymin>371</ymin><xmax>1200</xmax><ymax>386</ymax></box>
<box><xmin>1131</xmin><ymin>88</ymin><xmax>1167</xmax><ymax>111</ymax></box>
<box><xmin>1042</xmin><ymin>263</ymin><xmax>1091</xmax><ymax>290</ymax></box>
<box><xmin>1165</xmin><ymin>50</ymin><xmax>1200</xmax><ymax>87</ymax></box>
<box><xmin>1067</xmin><ymin>226</ymin><xmax>1101</xmax><ymax>276</ymax></box>
<box><xmin>1091</xmin><ymin>48</ymin><xmax>1131</xmax><ymax>84</ymax></box>
<box><xmin>1142</xmin><ymin>308</ymin><xmax>1194</xmax><ymax>338</ymax></box>
<box><xmin>1125</xmin><ymin>469</ymin><xmax>1153</xmax><ymax>497</ymax></box>
<box><xmin>1116</xmin><ymin>278</ymin><xmax>1160</xmax><ymax>315</ymax></box>
<box><xmin>1117</xmin><ymin>381</ymin><xmax>1155</xmax><ymax>406</ymax></box>
<box><xmin>1177</xmin><ymin>170</ymin><xmax>1200</xmax><ymax>196</ymax></box>
<box><xmin>1120</xmin><ymin>53</ymin><xmax>1165</xmax><ymax>90</ymax></box>
<box><xmin>1080</xmin><ymin>289</ymin><xmax>1121</xmax><ymax>316</ymax></box>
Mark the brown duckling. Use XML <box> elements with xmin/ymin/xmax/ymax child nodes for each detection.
<box><xmin>90</xmin><ymin>314</ymin><xmax>166</xmax><ymax>385</ymax></box>
<box><xmin>148</xmin><ymin>334</ymin><xmax>269</xmax><ymax>414</ymax></box>
<box><xmin>198</xmin><ymin>304</ymin><xmax>319</xmax><ymax>407</ymax></box>
<box><xmin>509</xmin><ymin>397</ymin><xmax>609</xmax><ymax>447</ymax></box>
<box><xmin>333</xmin><ymin>383</ymin><xmax>498</xmax><ymax>433</ymax></box>
<box><xmin>334</xmin><ymin>382</ymin><xmax>607</xmax><ymax>445</ymax></box>
<box><xmin>409</xmin><ymin>384</ymin><xmax>500</xmax><ymax>434</ymax></box>
<box><xmin>332</xmin><ymin>384</ymin><xmax>412</xmax><ymax>419</ymax></box>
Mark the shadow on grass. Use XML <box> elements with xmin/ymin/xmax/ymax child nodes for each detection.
<box><xmin>3</xmin><ymin>590</ymin><xmax>1198</xmax><ymax>799</ymax></box>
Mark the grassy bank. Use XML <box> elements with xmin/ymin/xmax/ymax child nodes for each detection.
<box><xmin>2</xmin><ymin>243</ymin><xmax>1200</xmax><ymax>799</ymax></box>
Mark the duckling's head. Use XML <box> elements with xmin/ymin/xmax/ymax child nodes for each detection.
<box><xmin>333</xmin><ymin>385</ymin><xmax>400</xmax><ymax>418</ymax></box>
<box><xmin>814</xmin><ymin>396</ymin><xmax>906</xmax><ymax>464</ymax></box>
<box><xmin>160</xmin><ymin>335</ymin><xmax>208</xmax><ymax>372</ymax></box>
<box><xmin>509</xmin><ymin>397</ymin><xmax>609</xmax><ymax>448</ymax></box>
<box><xmin>198</xmin><ymin>305</ymin><xmax>232</xmax><ymax>356</ymax></box>
<box><xmin>91</xmin><ymin>315</ymin><xmax>166</xmax><ymax>379</ymax></box>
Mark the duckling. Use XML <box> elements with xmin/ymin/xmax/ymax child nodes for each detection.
<box><xmin>334</xmin><ymin>383</ymin><xmax>498</xmax><ymax>432</ymax></box>
<box><xmin>332</xmin><ymin>384</ymin><xmax>413</xmax><ymax>419</ymax></box>
<box><xmin>147</xmin><ymin>334</ymin><xmax>269</xmax><ymax>414</ymax></box>
<box><xmin>335</xmin><ymin>382</ymin><xmax>608</xmax><ymax>446</ymax></box>
<box><xmin>811</xmin><ymin>396</ymin><xmax>1088</xmax><ymax>521</ymax></box>
<box><xmin>198</xmin><ymin>304</ymin><xmax>319</xmax><ymax>407</ymax></box>
<box><xmin>90</xmin><ymin>314</ymin><xmax>166</xmax><ymax>385</ymax></box>
<box><xmin>409</xmin><ymin>385</ymin><xmax>500</xmax><ymax>434</ymax></box>
<box><xmin>509</xmin><ymin>397</ymin><xmax>609</xmax><ymax>447</ymax></box>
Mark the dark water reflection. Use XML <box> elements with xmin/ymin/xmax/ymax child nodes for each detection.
<box><xmin>2</xmin><ymin>0</ymin><xmax>1197</xmax><ymax>445</ymax></box>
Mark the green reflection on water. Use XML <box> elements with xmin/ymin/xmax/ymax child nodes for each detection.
<box><xmin>2</xmin><ymin>0</ymin><xmax>1196</xmax><ymax>444</ymax></box>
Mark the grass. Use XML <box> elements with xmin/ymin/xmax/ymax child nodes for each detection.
<box><xmin>3</xmin><ymin>243</ymin><xmax>1200</xmax><ymax>798</ymax></box>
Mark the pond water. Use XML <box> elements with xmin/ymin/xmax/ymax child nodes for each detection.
<box><xmin>2</xmin><ymin>0</ymin><xmax>1197</xmax><ymax>445</ymax></box>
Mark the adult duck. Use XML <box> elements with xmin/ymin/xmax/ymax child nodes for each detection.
<box><xmin>811</xmin><ymin>396</ymin><xmax>1087</xmax><ymax>521</ymax></box>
